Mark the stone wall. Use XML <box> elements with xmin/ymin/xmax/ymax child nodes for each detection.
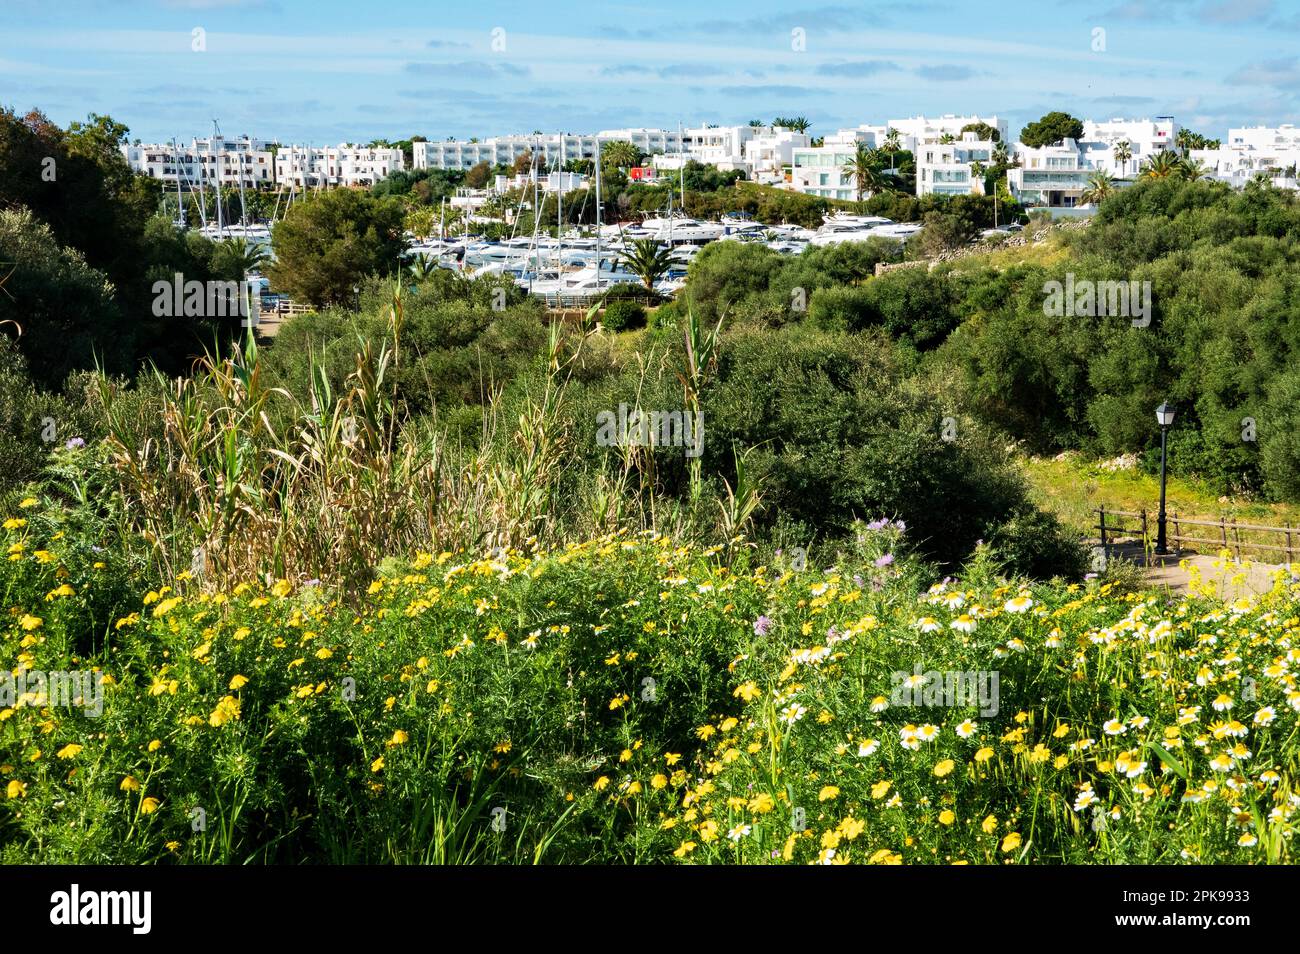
<box><xmin>873</xmin><ymin>218</ymin><xmax>1091</xmax><ymax>276</ymax></box>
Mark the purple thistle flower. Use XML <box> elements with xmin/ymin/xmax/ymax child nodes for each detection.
<box><xmin>753</xmin><ymin>615</ymin><xmax>772</xmax><ymax>637</ymax></box>
<box><xmin>64</xmin><ymin>437</ymin><xmax>85</xmax><ymax>450</ymax></box>
<box><xmin>874</xmin><ymin>553</ymin><xmax>894</xmax><ymax>568</ymax></box>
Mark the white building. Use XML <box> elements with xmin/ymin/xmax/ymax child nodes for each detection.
<box><xmin>121</xmin><ymin>135</ymin><xmax>275</xmax><ymax>190</ymax></box>
<box><xmin>887</xmin><ymin>114</ymin><xmax>1009</xmax><ymax>148</ymax></box>
<box><xmin>493</xmin><ymin>171</ymin><xmax>589</xmax><ymax>195</ymax></box>
<box><xmin>414</xmin><ymin>129</ymin><xmax>689</xmax><ymax>172</ymax></box>
<box><xmin>743</xmin><ymin>128</ymin><xmax>811</xmax><ymax>183</ymax></box>
<box><xmin>274</xmin><ymin>144</ymin><xmax>404</xmax><ymax>189</ymax></box>
<box><xmin>789</xmin><ymin>130</ymin><xmax>873</xmax><ymax>200</ymax></box>
<box><xmin>915</xmin><ymin>133</ymin><xmax>998</xmax><ymax>197</ymax></box>
<box><xmin>789</xmin><ymin>115</ymin><xmax>1007</xmax><ymax>199</ymax></box>
<box><xmin>1079</xmin><ymin>117</ymin><xmax>1179</xmax><ymax>177</ymax></box>
<box><xmin>1008</xmin><ymin>139</ymin><xmax>1096</xmax><ymax>207</ymax></box>
<box><xmin>414</xmin><ymin>125</ymin><xmax>806</xmax><ymax>181</ymax></box>
<box><xmin>1191</xmin><ymin>125</ymin><xmax>1300</xmax><ymax>188</ymax></box>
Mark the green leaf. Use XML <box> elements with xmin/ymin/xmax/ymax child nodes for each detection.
<box><xmin>1145</xmin><ymin>741</ymin><xmax>1186</xmax><ymax>780</ymax></box>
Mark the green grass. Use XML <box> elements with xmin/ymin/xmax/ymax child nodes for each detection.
<box><xmin>1023</xmin><ymin>454</ymin><xmax>1300</xmax><ymax>563</ymax></box>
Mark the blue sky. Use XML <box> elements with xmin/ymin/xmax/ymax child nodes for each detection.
<box><xmin>2</xmin><ymin>0</ymin><xmax>1298</xmax><ymax>145</ymax></box>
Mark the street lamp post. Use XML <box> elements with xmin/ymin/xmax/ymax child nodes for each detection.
<box><xmin>1155</xmin><ymin>402</ymin><xmax>1176</xmax><ymax>555</ymax></box>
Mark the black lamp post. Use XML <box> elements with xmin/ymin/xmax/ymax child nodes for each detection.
<box><xmin>1155</xmin><ymin>401</ymin><xmax>1176</xmax><ymax>555</ymax></box>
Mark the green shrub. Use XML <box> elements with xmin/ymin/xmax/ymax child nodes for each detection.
<box><xmin>601</xmin><ymin>299</ymin><xmax>645</xmax><ymax>332</ymax></box>
<box><xmin>987</xmin><ymin>507</ymin><xmax>1089</xmax><ymax>580</ymax></box>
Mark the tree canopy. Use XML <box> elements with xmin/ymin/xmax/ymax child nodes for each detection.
<box><xmin>1019</xmin><ymin>112</ymin><xmax>1084</xmax><ymax>149</ymax></box>
<box><xmin>269</xmin><ymin>189</ymin><xmax>406</xmax><ymax>307</ymax></box>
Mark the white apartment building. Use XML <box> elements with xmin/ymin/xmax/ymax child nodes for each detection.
<box><xmin>1079</xmin><ymin>117</ymin><xmax>1179</xmax><ymax>177</ymax></box>
<box><xmin>274</xmin><ymin>144</ymin><xmax>404</xmax><ymax>189</ymax></box>
<box><xmin>121</xmin><ymin>135</ymin><xmax>275</xmax><ymax>189</ymax></box>
<box><xmin>1191</xmin><ymin>125</ymin><xmax>1300</xmax><ymax>188</ymax></box>
<box><xmin>789</xmin><ymin>116</ymin><xmax>1005</xmax><ymax>199</ymax></box>
<box><xmin>789</xmin><ymin>130</ymin><xmax>872</xmax><ymax>200</ymax></box>
<box><xmin>741</xmin><ymin>128</ymin><xmax>811</xmax><ymax>183</ymax></box>
<box><xmin>414</xmin><ymin>125</ymin><xmax>803</xmax><ymax>180</ymax></box>
<box><xmin>1008</xmin><ymin>139</ymin><xmax>1095</xmax><ymax>207</ymax></box>
<box><xmin>915</xmin><ymin>133</ymin><xmax>998</xmax><ymax>196</ymax></box>
<box><xmin>888</xmin><ymin>114</ymin><xmax>1010</xmax><ymax>148</ymax></box>
<box><xmin>651</xmin><ymin>129</ymin><xmax>748</xmax><ymax>174</ymax></box>
<box><xmin>413</xmin><ymin>129</ymin><xmax>689</xmax><ymax>172</ymax></box>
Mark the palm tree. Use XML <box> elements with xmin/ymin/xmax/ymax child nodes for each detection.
<box><xmin>1179</xmin><ymin>158</ymin><xmax>1210</xmax><ymax>181</ymax></box>
<box><xmin>970</xmin><ymin>160</ymin><xmax>987</xmax><ymax>194</ymax></box>
<box><xmin>992</xmin><ymin>141</ymin><xmax>1010</xmax><ymax>167</ymax></box>
<box><xmin>620</xmin><ymin>239</ymin><xmax>675</xmax><ymax>292</ymax></box>
<box><xmin>1112</xmin><ymin>140</ymin><xmax>1132</xmax><ymax>177</ymax></box>
<box><xmin>1080</xmin><ymin>170</ymin><xmax>1116</xmax><ymax>205</ymax></box>
<box><xmin>883</xmin><ymin>127</ymin><xmax>901</xmax><ymax>171</ymax></box>
<box><xmin>939</xmin><ymin>132</ymin><xmax>956</xmax><ymax>145</ymax></box>
<box><xmin>787</xmin><ymin>116</ymin><xmax>812</xmax><ymax>133</ymax></box>
<box><xmin>841</xmin><ymin>144</ymin><xmax>886</xmax><ymax>201</ymax></box>
<box><xmin>601</xmin><ymin>139</ymin><xmax>641</xmax><ymax>171</ymax></box>
<box><xmin>748</xmin><ymin>119</ymin><xmax>766</xmax><ymax>128</ymax></box>
<box><xmin>220</xmin><ymin>239</ymin><xmax>267</xmax><ymax>275</ymax></box>
<box><xmin>1139</xmin><ymin>150</ymin><xmax>1182</xmax><ymax>180</ymax></box>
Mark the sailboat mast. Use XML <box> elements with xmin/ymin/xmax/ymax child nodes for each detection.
<box><xmin>196</xmin><ymin>142</ymin><xmax>208</xmax><ymax>228</ymax></box>
<box><xmin>594</xmin><ymin>137</ymin><xmax>602</xmax><ymax>278</ymax></box>
<box><xmin>237</xmin><ymin>141</ymin><xmax>248</xmax><ymax>226</ymax></box>
<box><xmin>678</xmin><ymin>120</ymin><xmax>686</xmax><ymax>216</ymax></box>
<box><xmin>172</xmin><ymin>137</ymin><xmax>186</xmax><ymax>228</ymax></box>
<box><xmin>212</xmin><ymin>120</ymin><xmax>225</xmax><ymax>237</ymax></box>
<box><xmin>555</xmin><ymin>135</ymin><xmax>563</xmax><ymax>263</ymax></box>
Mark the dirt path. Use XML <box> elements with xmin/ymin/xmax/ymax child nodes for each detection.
<box><xmin>1097</xmin><ymin>542</ymin><xmax>1288</xmax><ymax>599</ymax></box>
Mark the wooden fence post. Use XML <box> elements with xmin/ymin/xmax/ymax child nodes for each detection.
<box><xmin>1098</xmin><ymin>506</ymin><xmax>1108</xmax><ymax>562</ymax></box>
<box><xmin>1286</xmin><ymin>522</ymin><xmax>1293</xmax><ymax>566</ymax></box>
<box><xmin>1221</xmin><ymin>516</ymin><xmax>1229</xmax><ymax>555</ymax></box>
<box><xmin>1172</xmin><ymin>511</ymin><xmax>1180</xmax><ymax>555</ymax></box>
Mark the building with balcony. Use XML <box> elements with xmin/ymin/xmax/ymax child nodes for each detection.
<box><xmin>121</xmin><ymin>135</ymin><xmax>275</xmax><ymax>190</ymax></box>
<box><xmin>1008</xmin><ymin>139</ymin><xmax>1095</xmax><ymax>207</ymax></box>
<box><xmin>1078</xmin><ymin>117</ymin><xmax>1179</xmax><ymax>177</ymax></box>
<box><xmin>273</xmin><ymin>144</ymin><xmax>404</xmax><ymax>189</ymax></box>
<box><xmin>916</xmin><ymin>133</ymin><xmax>998</xmax><ymax>196</ymax></box>
<box><xmin>1190</xmin><ymin>125</ymin><xmax>1300</xmax><ymax>189</ymax></box>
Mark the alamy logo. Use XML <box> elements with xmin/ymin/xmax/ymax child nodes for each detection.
<box><xmin>1042</xmin><ymin>273</ymin><xmax>1151</xmax><ymax>327</ymax></box>
<box><xmin>595</xmin><ymin>403</ymin><xmax>704</xmax><ymax>458</ymax></box>
<box><xmin>0</xmin><ymin>668</ymin><xmax>103</xmax><ymax>717</ymax></box>
<box><xmin>890</xmin><ymin>666</ymin><xmax>1000</xmax><ymax>717</ymax></box>
<box><xmin>152</xmin><ymin>273</ymin><xmax>259</xmax><ymax>324</ymax></box>
<box><xmin>50</xmin><ymin>884</ymin><xmax>151</xmax><ymax>934</ymax></box>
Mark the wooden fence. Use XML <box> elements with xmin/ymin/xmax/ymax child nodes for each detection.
<box><xmin>1094</xmin><ymin>506</ymin><xmax>1300</xmax><ymax>563</ymax></box>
